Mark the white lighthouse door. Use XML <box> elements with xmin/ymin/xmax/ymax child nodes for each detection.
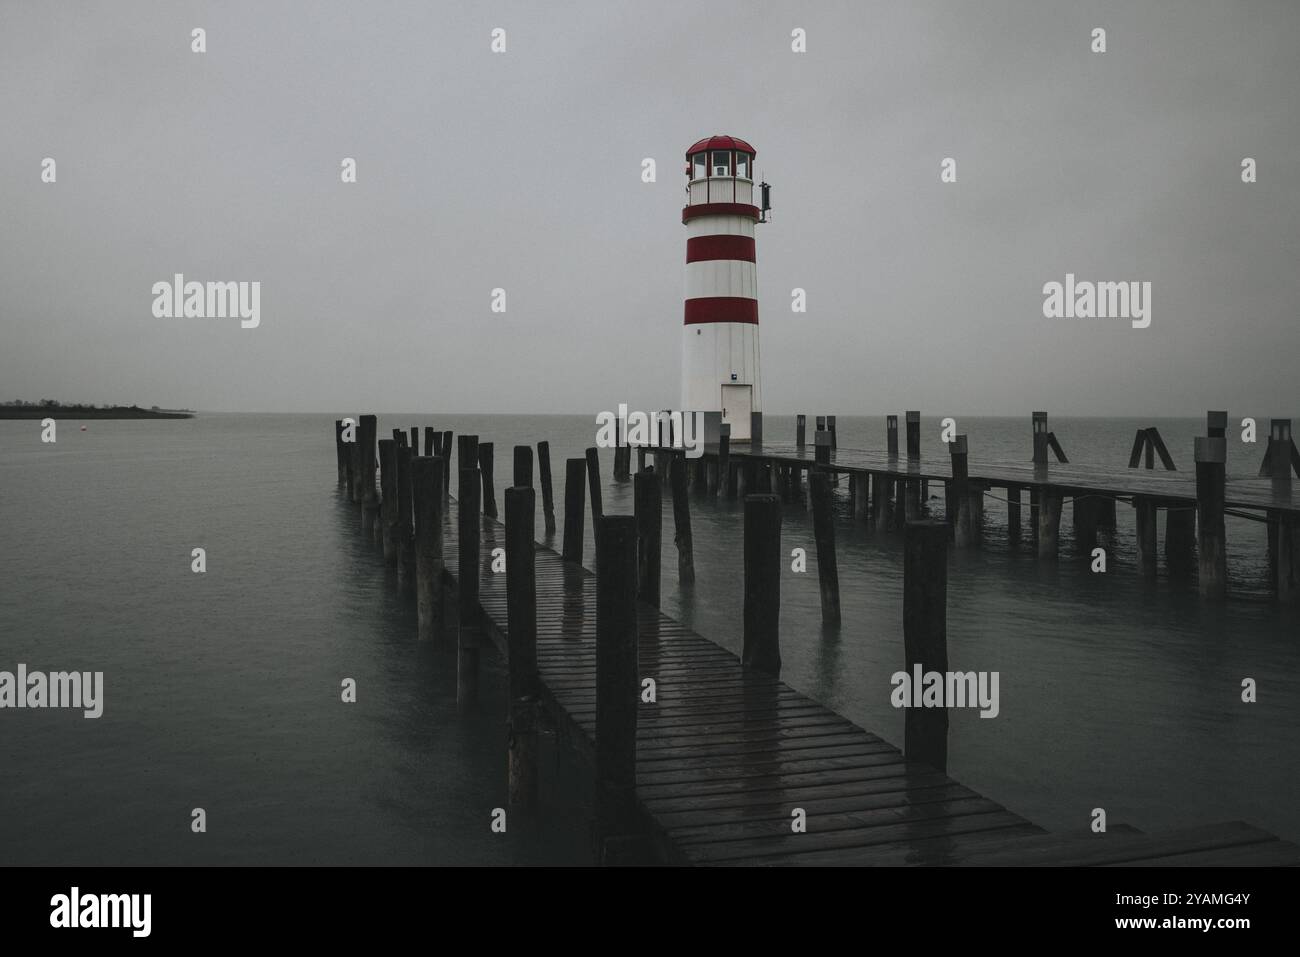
<box><xmin>720</xmin><ymin>384</ymin><xmax>752</xmax><ymax>441</ymax></box>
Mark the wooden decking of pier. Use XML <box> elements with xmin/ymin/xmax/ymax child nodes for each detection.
<box><xmin>439</xmin><ymin>497</ymin><xmax>1299</xmax><ymax>867</ymax></box>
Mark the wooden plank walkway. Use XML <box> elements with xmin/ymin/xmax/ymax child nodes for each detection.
<box><xmin>437</xmin><ymin>496</ymin><xmax>1298</xmax><ymax>866</ymax></box>
<box><xmin>723</xmin><ymin>443</ymin><xmax>1299</xmax><ymax>515</ymax></box>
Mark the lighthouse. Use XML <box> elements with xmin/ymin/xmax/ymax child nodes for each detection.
<box><xmin>681</xmin><ymin>134</ymin><xmax>770</xmax><ymax>444</ymax></box>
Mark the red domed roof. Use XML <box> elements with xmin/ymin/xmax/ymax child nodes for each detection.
<box><xmin>686</xmin><ymin>135</ymin><xmax>756</xmax><ymax>157</ymax></box>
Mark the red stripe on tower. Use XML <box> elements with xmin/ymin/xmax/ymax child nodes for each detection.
<box><xmin>686</xmin><ymin>235</ymin><xmax>756</xmax><ymax>264</ymax></box>
<box><xmin>684</xmin><ymin>297</ymin><xmax>758</xmax><ymax>325</ymax></box>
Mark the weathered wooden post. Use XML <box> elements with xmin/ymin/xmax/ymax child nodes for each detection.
<box><xmin>378</xmin><ymin>438</ymin><xmax>398</xmax><ymax>564</ymax></box>
<box><xmin>951</xmin><ymin>436</ymin><xmax>972</xmax><ymax>547</ymax></box>
<box><xmin>408</xmin><ymin>426</ymin><xmax>418</xmax><ymax>451</ymax></box>
<box><xmin>669</xmin><ymin>455</ymin><xmax>695</xmax><ymax>586</ymax></box>
<box><xmin>1037</xmin><ymin>488</ymin><xmax>1062</xmax><ymax>560</ymax></box>
<box><xmin>585</xmin><ymin>446</ymin><xmax>604</xmax><ymax>529</ymax></box>
<box><xmin>457</xmin><ymin>434</ymin><xmax>478</xmax><ymax>476</ymax></box>
<box><xmin>1166</xmin><ymin>504</ymin><xmax>1196</xmax><ymax>579</ymax></box>
<box><xmin>359</xmin><ymin>414</ymin><xmax>379</xmax><ymax>533</ymax></box>
<box><xmin>809</xmin><ymin>472</ymin><xmax>841</xmax><ymax>625</ymax></box>
<box><xmin>903</xmin><ymin>520</ymin><xmax>949</xmax><ymax>772</ymax></box>
<box><xmin>1260</xmin><ymin>419</ymin><xmax>1298</xmax><ymax>478</ymax></box>
<box><xmin>442</xmin><ymin>430</ymin><xmax>454</xmax><ymax>497</ymax></box>
<box><xmin>816</xmin><ymin>415</ymin><xmax>826</xmax><ymax>434</ymax></box>
<box><xmin>886</xmin><ymin>415</ymin><xmax>899</xmax><ymax>458</ymax></box>
<box><xmin>872</xmin><ymin>473</ymin><xmax>890</xmax><ymax>532</ymax></box>
<box><xmin>1006</xmin><ymin>485</ymin><xmax>1022</xmax><ymax>543</ymax></box>
<box><xmin>905</xmin><ymin>411</ymin><xmax>920</xmax><ymax>460</ymax></box>
<box><xmin>614</xmin><ymin>419</ymin><xmax>630</xmax><ymax>481</ymax></box>
<box><xmin>718</xmin><ymin>423</ymin><xmax>733</xmax><ymax>499</ymax></box>
<box><xmin>349</xmin><ymin>429</ymin><xmax>363</xmax><ymax>504</ymax></box>
<box><xmin>1274</xmin><ymin>511</ymin><xmax>1299</xmax><ymax>603</ymax></box>
<box><xmin>595</xmin><ymin>514</ymin><xmax>639</xmax><ymax>862</ymax></box>
<box><xmin>904</xmin><ymin>411</ymin><xmax>922</xmax><ymax>520</ymax></box>
<box><xmin>1207</xmin><ymin>411</ymin><xmax>1227</xmax><ymax>439</ymax></box>
<box><xmin>412</xmin><ymin>455</ymin><xmax>444</xmax><ymax>641</ymax></box>
<box><xmin>396</xmin><ymin>445</ymin><xmax>416</xmax><ymax>592</ymax></box>
<box><xmin>335</xmin><ymin>419</ymin><xmax>347</xmax><ymax>487</ymax></box>
<box><xmin>457</xmin><ymin>465</ymin><xmax>481</xmax><ymax>712</ymax></box>
<box><xmin>796</xmin><ymin>414</ymin><xmax>806</xmax><ymax>450</ymax></box>
<box><xmin>851</xmin><ymin>473</ymin><xmax>869</xmax><ymax>521</ymax></box>
<box><xmin>562</xmin><ymin>457</ymin><xmax>586</xmax><ymax>564</ymax></box>
<box><xmin>478</xmin><ymin>443</ymin><xmax>498</xmax><ymax>519</ymax></box>
<box><xmin>537</xmin><ymin>441</ymin><xmax>557</xmax><ymax>535</ymax></box>
<box><xmin>1196</xmin><ymin>437</ymin><xmax>1227</xmax><ymax>599</ymax></box>
<box><xmin>1032</xmin><ymin>411</ymin><xmax>1049</xmax><ymax>466</ymax></box>
<box><xmin>513</xmin><ymin>445</ymin><xmax>533</xmax><ymax>488</ymax></box>
<box><xmin>743</xmin><ymin>494</ymin><xmax>782</xmax><ymax>676</ymax></box>
<box><xmin>634</xmin><ymin>470</ymin><xmax>661</xmax><ymax>607</ymax></box>
<box><xmin>424</xmin><ymin>427</ymin><xmax>436</xmax><ymax>458</ymax></box>
<box><xmin>828</xmin><ymin>414</ymin><xmax>838</xmax><ymax>452</ymax></box>
<box><xmin>1134</xmin><ymin>496</ymin><xmax>1158</xmax><ymax>577</ymax></box>
<box><xmin>814</xmin><ymin>429</ymin><xmax>831</xmax><ymax>468</ymax></box>
<box><xmin>505</xmin><ymin>485</ymin><xmax>539</xmax><ymax>808</ymax></box>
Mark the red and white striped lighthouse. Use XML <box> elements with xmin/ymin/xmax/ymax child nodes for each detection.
<box><xmin>681</xmin><ymin>134</ymin><xmax>770</xmax><ymax>444</ymax></box>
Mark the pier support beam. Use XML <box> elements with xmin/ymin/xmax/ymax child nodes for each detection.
<box><xmin>1195</xmin><ymin>437</ymin><xmax>1227</xmax><ymax>599</ymax></box>
<box><xmin>809</xmin><ymin>472</ymin><xmax>841</xmax><ymax>625</ymax></box>
<box><xmin>478</xmin><ymin>443</ymin><xmax>498</xmax><ymax>519</ymax></box>
<box><xmin>396</xmin><ymin>445</ymin><xmax>415</xmax><ymax>593</ymax></box>
<box><xmin>585</xmin><ymin>446</ymin><xmax>603</xmax><ymax>529</ymax></box>
<box><xmin>1037</xmin><ymin>489</ymin><xmax>1062</xmax><ymax>560</ymax></box>
<box><xmin>743</xmin><ymin>494</ymin><xmax>782</xmax><ymax>676</ymax></box>
<box><xmin>951</xmin><ymin>436</ymin><xmax>972</xmax><ymax>548</ymax></box>
<box><xmin>851</xmin><ymin>473</ymin><xmax>868</xmax><ymax>522</ymax></box>
<box><xmin>562</xmin><ymin>458</ymin><xmax>586</xmax><ymax>565</ymax></box>
<box><xmin>634</xmin><ymin>470</ymin><xmax>661</xmax><ymax>607</ymax></box>
<box><xmin>335</xmin><ymin>419</ymin><xmax>347</xmax><ymax>487</ymax></box>
<box><xmin>1134</xmin><ymin>496</ymin><xmax>1158</xmax><ymax>578</ymax></box>
<box><xmin>378</xmin><ymin>439</ymin><xmax>397</xmax><ymax>565</ymax></box>
<box><xmin>595</xmin><ymin>514</ymin><xmax>639</xmax><ymax>862</ymax></box>
<box><xmin>1006</xmin><ymin>485</ymin><xmax>1022</xmax><ymax>543</ymax></box>
<box><xmin>718</xmin><ymin>424</ymin><xmax>732</xmax><ymax>499</ymax></box>
<box><xmin>872</xmin><ymin>473</ymin><xmax>889</xmax><ymax>532</ymax></box>
<box><xmin>505</xmin><ymin>486</ymin><xmax>539</xmax><ymax>809</ymax></box>
<box><xmin>670</xmin><ymin>455</ymin><xmax>695</xmax><ymax>586</ymax></box>
<box><xmin>903</xmin><ymin>520</ymin><xmax>948</xmax><ymax>773</ymax></box>
<box><xmin>413</xmin><ymin>455</ymin><xmax>444</xmax><ymax>642</ymax></box>
<box><xmin>1165</xmin><ymin>507</ymin><xmax>1196</xmax><ymax>580</ymax></box>
<box><xmin>538</xmin><ymin>441</ymin><xmax>557</xmax><ymax>536</ymax></box>
<box><xmin>456</xmin><ymin>465</ymin><xmax>482</xmax><ymax>712</ymax></box>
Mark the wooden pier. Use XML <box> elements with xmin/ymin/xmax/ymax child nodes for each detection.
<box><xmin>335</xmin><ymin>419</ymin><xmax>1300</xmax><ymax>866</ymax></box>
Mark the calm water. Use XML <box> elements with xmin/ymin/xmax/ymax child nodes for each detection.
<box><xmin>2</xmin><ymin>412</ymin><xmax>1298</xmax><ymax>864</ymax></box>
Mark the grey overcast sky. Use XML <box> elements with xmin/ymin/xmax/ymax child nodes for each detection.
<box><xmin>1</xmin><ymin>1</ymin><xmax>1297</xmax><ymax>415</ymax></box>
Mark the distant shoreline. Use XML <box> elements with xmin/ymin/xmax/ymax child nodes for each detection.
<box><xmin>0</xmin><ymin>406</ymin><xmax>194</xmax><ymax>420</ymax></box>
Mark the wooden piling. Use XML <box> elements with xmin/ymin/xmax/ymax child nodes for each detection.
<box><xmin>1032</xmin><ymin>411</ymin><xmax>1049</xmax><ymax>466</ymax></box>
<box><xmin>1166</xmin><ymin>506</ymin><xmax>1196</xmax><ymax>579</ymax></box>
<box><xmin>887</xmin><ymin>415</ymin><xmax>899</xmax><ymax>458</ymax></box>
<box><xmin>828</xmin><ymin>415</ymin><xmax>838</xmax><ymax>452</ymax></box>
<box><xmin>905</xmin><ymin>411</ymin><xmax>920</xmax><ymax>461</ymax></box>
<box><xmin>743</xmin><ymin>494</ymin><xmax>782</xmax><ymax>676</ymax></box>
<box><xmin>809</xmin><ymin>472</ymin><xmax>841</xmax><ymax>625</ymax></box>
<box><xmin>872</xmin><ymin>473</ymin><xmax>890</xmax><ymax>532</ymax></box>
<box><xmin>796</xmin><ymin>414</ymin><xmax>806</xmax><ymax>450</ymax></box>
<box><xmin>814</xmin><ymin>430</ymin><xmax>831</xmax><ymax>468</ymax></box>
<box><xmin>334</xmin><ymin>419</ymin><xmax>347</xmax><ymax>487</ymax></box>
<box><xmin>595</xmin><ymin>514</ymin><xmax>639</xmax><ymax>859</ymax></box>
<box><xmin>513</xmin><ymin>445</ymin><xmax>533</xmax><ymax>488</ymax></box>
<box><xmin>1037</xmin><ymin>489</ymin><xmax>1062</xmax><ymax>560</ymax></box>
<box><xmin>903</xmin><ymin>520</ymin><xmax>949</xmax><ymax>772</ymax></box>
<box><xmin>562</xmin><ymin>457</ymin><xmax>586</xmax><ymax>565</ymax></box>
<box><xmin>537</xmin><ymin>441</ymin><xmax>557</xmax><ymax>536</ymax></box>
<box><xmin>424</xmin><ymin>426</ymin><xmax>435</xmax><ymax>458</ymax></box>
<box><xmin>478</xmin><ymin>443</ymin><xmax>498</xmax><ymax>519</ymax></box>
<box><xmin>359</xmin><ymin>414</ymin><xmax>378</xmax><ymax>530</ymax></box>
<box><xmin>1006</xmin><ymin>485</ymin><xmax>1022</xmax><ymax>542</ymax></box>
<box><xmin>408</xmin><ymin>426</ymin><xmax>418</xmax><ymax>452</ymax></box>
<box><xmin>1195</xmin><ymin>437</ymin><xmax>1227</xmax><ymax>599</ymax></box>
<box><xmin>349</xmin><ymin>431</ymin><xmax>362</xmax><ymax>504</ymax></box>
<box><xmin>669</xmin><ymin>455</ymin><xmax>695</xmax><ymax>586</ymax></box>
<box><xmin>635</xmin><ymin>470</ymin><xmax>661</xmax><ymax>607</ymax></box>
<box><xmin>457</xmin><ymin>466</ymin><xmax>481</xmax><ymax>712</ymax></box>
<box><xmin>1273</xmin><ymin>511</ymin><xmax>1299</xmax><ymax>603</ymax></box>
<box><xmin>378</xmin><ymin>438</ymin><xmax>397</xmax><ymax>564</ymax></box>
<box><xmin>1207</xmin><ymin>411</ymin><xmax>1227</xmax><ymax>439</ymax></box>
<box><xmin>396</xmin><ymin>444</ymin><xmax>417</xmax><ymax>590</ymax></box>
<box><xmin>1134</xmin><ymin>496</ymin><xmax>1158</xmax><ymax>577</ymax></box>
<box><xmin>718</xmin><ymin>424</ymin><xmax>733</xmax><ymax>499</ymax></box>
<box><xmin>852</xmin><ymin>473</ymin><xmax>868</xmax><ymax>522</ymax></box>
<box><xmin>412</xmin><ymin>455</ymin><xmax>444</xmax><ymax>641</ymax></box>
<box><xmin>441</xmin><ymin>431</ymin><xmax>453</xmax><ymax>497</ymax></box>
<box><xmin>585</xmin><ymin>446</ymin><xmax>604</xmax><ymax>529</ymax></box>
<box><xmin>951</xmin><ymin>436</ymin><xmax>972</xmax><ymax>548</ymax></box>
<box><xmin>505</xmin><ymin>485</ymin><xmax>539</xmax><ymax>808</ymax></box>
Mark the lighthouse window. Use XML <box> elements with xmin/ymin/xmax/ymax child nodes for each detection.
<box><xmin>736</xmin><ymin>152</ymin><xmax>750</xmax><ymax>179</ymax></box>
<box><xmin>711</xmin><ymin>151</ymin><xmax>731</xmax><ymax>176</ymax></box>
<box><xmin>692</xmin><ymin>153</ymin><xmax>707</xmax><ymax>180</ymax></box>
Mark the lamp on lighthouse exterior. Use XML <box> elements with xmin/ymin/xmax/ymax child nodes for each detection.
<box><xmin>680</xmin><ymin>135</ymin><xmax>770</xmax><ymax>445</ymax></box>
